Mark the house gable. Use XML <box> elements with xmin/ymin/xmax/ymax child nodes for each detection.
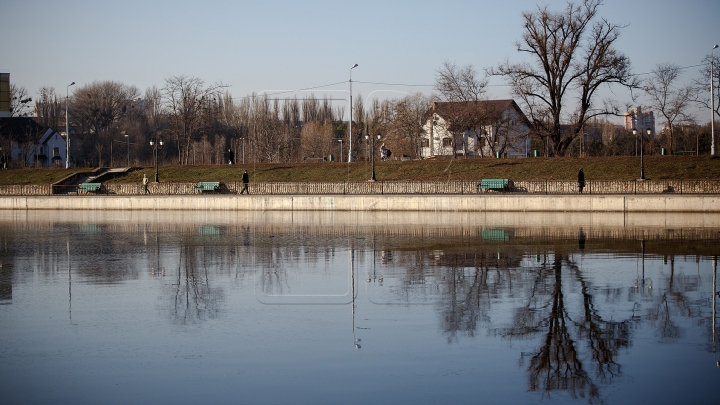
<box><xmin>421</xmin><ymin>100</ymin><xmax>531</xmax><ymax>158</ymax></box>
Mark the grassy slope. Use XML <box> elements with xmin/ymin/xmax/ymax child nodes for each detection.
<box><xmin>1</xmin><ymin>156</ymin><xmax>719</xmax><ymax>185</ymax></box>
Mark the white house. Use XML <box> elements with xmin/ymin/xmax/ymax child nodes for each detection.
<box><xmin>0</xmin><ymin>117</ymin><xmax>67</xmax><ymax>168</ymax></box>
<box><xmin>421</xmin><ymin>100</ymin><xmax>531</xmax><ymax>158</ymax></box>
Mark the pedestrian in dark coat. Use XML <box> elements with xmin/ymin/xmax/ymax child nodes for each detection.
<box><xmin>578</xmin><ymin>168</ymin><xmax>585</xmax><ymax>193</ymax></box>
<box><xmin>241</xmin><ymin>170</ymin><xmax>249</xmax><ymax>194</ymax></box>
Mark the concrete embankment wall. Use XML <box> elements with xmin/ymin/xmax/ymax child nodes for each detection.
<box><xmin>0</xmin><ymin>194</ymin><xmax>719</xmax><ymax>212</ymax></box>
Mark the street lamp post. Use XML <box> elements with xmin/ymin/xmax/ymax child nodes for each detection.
<box><xmin>633</xmin><ymin>128</ymin><xmax>646</xmax><ymax>180</ymax></box>
<box><xmin>150</xmin><ymin>137</ymin><xmax>163</xmax><ymax>182</ymax></box>
<box><xmin>123</xmin><ymin>131</ymin><xmax>130</xmax><ymax>167</ymax></box>
<box><xmin>65</xmin><ymin>81</ymin><xmax>75</xmax><ymax>169</ymax></box>
<box><xmin>712</xmin><ymin>44</ymin><xmax>718</xmax><ymax>156</ymax></box>
<box><xmin>365</xmin><ymin>133</ymin><xmax>381</xmax><ymax>181</ymax></box>
<box><xmin>348</xmin><ymin>63</ymin><xmax>358</xmax><ymax>162</ymax></box>
<box><xmin>240</xmin><ymin>137</ymin><xmax>245</xmax><ymax>164</ymax></box>
<box><xmin>643</xmin><ymin>128</ymin><xmax>650</xmax><ymax>179</ymax></box>
<box><xmin>338</xmin><ymin>139</ymin><xmax>343</xmax><ymax>163</ymax></box>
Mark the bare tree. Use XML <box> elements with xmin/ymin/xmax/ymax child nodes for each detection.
<box><xmin>391</xmin><ymin>93</ymin><xmax>434</xmax><ymax>158</ymax></box>
<box><xmin>490</xmin><ymin>0</ymin><xmax>636</xmax><ymax>156</ymax></box>
<box><xmin>71</xmin><ymin>81</ymin><xmax>141</xmax><ymax>136</ymax></box>
<box><xmin>144</xmin><ymin>86</ymin><xmax>164</xmax><ymax>132</ymax></box>
<box><xmin>67</xmin><ymin>81</ymin><xmax>141</xmax><ymax>166</ymax></box>
<box><xmin>644</xmin><ymin>63</ymin><xmax>693</xmax><ymax>154</ymax></box>
<box><xmin>300</xmin><ymin>120</ymin><xmax>334</xmax><ymax>160</ymax></box>
<box><xmin>162</xmin><ymin>75</ymin><xmax>226</xmax><ymax>165</ymax></box>
<box><xmin>9</xmin><ymin>84</ymin><xmax>33</xmax><ymax>117</ymax></box>
<box><xmin>690</xmin><ymin>53</ymin><xmax>720</xmax><ymax>126</ymax></box>
<box><xmin>436</xmin><ymin>61</ymin><xmax>487</xmax><ymax>103</ymax></box>
<box><xmin>34</xmin><ymin>86</ymin><xmax>61</xmax><ymax>129</ymax></box>
<box><xmin>435</xmin><ymin>61</ymin><xmax>489</xmax><ymax>156</ymax></box>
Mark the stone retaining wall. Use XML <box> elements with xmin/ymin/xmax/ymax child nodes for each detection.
<box><xmin>1</xmin><ymin>194</ymin><xmax>718</xmax><ymax>212</ymax></box>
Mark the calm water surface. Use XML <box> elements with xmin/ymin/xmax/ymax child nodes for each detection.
<box><xmin>1</xmin><ymin>211</ymin><xmax>719</xmax><ymax>405</ymax></box>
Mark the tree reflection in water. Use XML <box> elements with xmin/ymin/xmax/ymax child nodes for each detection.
<box><xmin>517</xmin><ymin>255</ymin><xmax>629</xmax><ymax>402</ymax></box>
<box><xmin>435</xmin><ymin>250</ymin><xmax>633</xmax><ymax>403</ymax></box>
<box><xmin>167</xmin><ymin>244</ymin><xmax>223</xmax><ymax>325</ymax></box>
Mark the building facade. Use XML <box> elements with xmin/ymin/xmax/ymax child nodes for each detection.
<box><xmin>421</xmin><ymin>100</ymin><xmax>531</xmax><ymax>158</ymax></box>
<box><xmin>624</xmin><ymin>106</ymin><xmax>655</xmax><ymax>136</ymax></box>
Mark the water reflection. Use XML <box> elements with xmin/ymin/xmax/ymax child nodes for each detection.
<box><xmin>1</xmin><ymin>210</ymin><xmax>719</xmax><ymax>404</ymax></box>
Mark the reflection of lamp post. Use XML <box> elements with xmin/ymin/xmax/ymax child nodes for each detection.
<box><xmin>65</xmin><ymin>82</ymin><xmax>75</xmax><ymax>169</ymax></box>
<box><xmin>634</xmin><ymin>240</ymin><xmax>652</xmax><ymax>291</ymax></box>
<box><xmin>348</xmin><ymin>63</ymin><xmax>358</xmax><ymax>162</ymax></box>
<box><xmin>365</xmin><ymin>133</ymin><xmax>381</xmax><ymax>181</ymax></box>
<box><xmin>150</xmin><ymin>137</ymin><xmax>163</xmax><ymax>183</ymax></box>
<box><xmin>712</xmin><ymin>256</ymin><xmax>717</xmax><ymax>366</ymax></box>
<box><xmin>338</xmin><ymin>139</ymin><xmax>343</xmax><ymax>163</ymax></box>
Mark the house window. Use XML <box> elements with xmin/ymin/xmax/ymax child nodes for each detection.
<box><xmin>420</xmin><ymin>139</ymin><xmax>429</xmax><ymax>148</ymax></box>
<box><xmin>53</xmin><ymin>147</ymin><xmax>60</xmax><ymax>157</ymax></box>
<box><xmin>39</xmin><ymin>146</ymin><xmax>45</xmax><ymax>154</ymax></box>
<box><xmin>442</xmin><ymin>138</ymin><xmax>453</xmax><ymax>148</ymax></box>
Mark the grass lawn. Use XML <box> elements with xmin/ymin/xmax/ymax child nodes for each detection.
<box><xmin>1</xmin><ymin>155</ymin><xmax>719</xmax><ymax>185</ymax></box>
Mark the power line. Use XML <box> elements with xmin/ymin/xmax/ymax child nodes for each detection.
<box><xmin>229</xmin><ymin>62</ymin><xmax>708</xmax><ymax>101</ymax></box>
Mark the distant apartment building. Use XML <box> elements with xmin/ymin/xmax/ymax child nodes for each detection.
<box><xmin>624</xmin><ymin>107</ymin><xmax>655</xmax><ymax>136</ymax></box>
<box><xmin>0</xmin><ymin>73</ymin><xmax>10</xmax><ymax>118</ymax></box>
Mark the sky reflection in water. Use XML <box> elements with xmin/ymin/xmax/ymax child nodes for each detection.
<box><xmin>1</xmin><ymin>211</ymin><xmax>719</xmax><ymax>405</ymax></box>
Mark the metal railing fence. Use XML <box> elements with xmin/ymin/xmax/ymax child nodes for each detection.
<box><xmin>1</xmin><ymin>179</ymin><xmax>719</xmax><ymax>196</ymax></box>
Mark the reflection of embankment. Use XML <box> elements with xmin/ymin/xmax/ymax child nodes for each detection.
<box><xmin>4</xmin><ymin>212</ymin><xmax>719</xmax><ymax>267</ymax></box>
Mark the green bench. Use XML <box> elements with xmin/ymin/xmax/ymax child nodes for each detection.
<box><xmin>78</xmin><ymin>183</ymin><xmax>102</xmax><ymax>193</ymax></box>
<box><xmin>477</xmin><ymin>179</ymin><xmax>513</xmax><ymax>193</ymax></box>
<box><xmin>194</xmin><ymin>181</ymin><xmax>221</xmax><ymax>193</ymax></box>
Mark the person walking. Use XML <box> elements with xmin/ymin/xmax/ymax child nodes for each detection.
<box><xmin>577</xmin><ymin>168</ymin><xmax>585</xmax><ymax>194</ymax></box>
<box><xmin>142</xmin><ymin>173</ymin><xmax>150</xmax><ymax>194</ymax></box>
<box><xmin>241</xmin><ymin>170</ymin><xmax>250</xmax><ymax>194</ymax></box>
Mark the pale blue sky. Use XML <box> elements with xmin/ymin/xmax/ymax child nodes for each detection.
<box><xmin>2</xmin><ymin>0</ymin><xmax>719</xmax><ymax>122</ymax></box>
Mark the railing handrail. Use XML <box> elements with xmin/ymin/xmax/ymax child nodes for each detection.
<box><xmin>1</xmin><ymin>179</ymin><xmax>720</xmax><ymax>196</ymax></box>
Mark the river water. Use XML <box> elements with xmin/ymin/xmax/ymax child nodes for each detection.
<box><xmin>1</xmin><ymin>211</ymin><xmax>719</xmax><ymax>405</ymax></box>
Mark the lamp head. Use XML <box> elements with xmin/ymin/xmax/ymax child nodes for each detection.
<box><xmin>69</xmin><ymin>82</ymin><xmax>75</xmax><ymax>86</ymax></box>
<box><xmin>351</xmin><ymin>63</ymin><xmax>358</xmax><ymax>69</ymax></box>
<box><xmin>646</xmin><ymin>128</ymin><xmax>652</xmax><ymax>136</ymax></box>
<box><xmin>714</xmin><ymin>44</ymin><xmax>719</xmax><ymax>50</ymax></box>
<box><xmin>632</xmin><ymin>128</ymin><xmax>637</xmax><ymax>135</ymax></box>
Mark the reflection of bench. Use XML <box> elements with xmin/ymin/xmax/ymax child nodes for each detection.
<box><xmin>481</xmin><ymin>229</ymin><xmax>509</xmax><ymax>241</ymax></box>
<box><xmin>194</xmin><ymin>181</ymin><xmax>220</xmax><ymax>193</ymax></box>
<box><xmin>674</xmin><ymin>151</ymin><xmax>695</xmax><ymax>155</ymax></box>
<box><xmin>78</xmin><ymin>183</ymin><xmax>102</xmax><ymax>193</ymax></box>
<box><xmin>303</xmin><ymin>157</ymin><xmax>326</xmax><ymax>161</ymax></box>
<box><xmin>477</xmin><ymin>179</ymin><xmax>513</xmax><ymax>193</ymax></box>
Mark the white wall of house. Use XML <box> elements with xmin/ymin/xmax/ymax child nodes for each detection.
<box><xmin>421</xmin><ymin>107</ymin><xmax>530</xmax><ymax>158</ymax></box>
<box><xmin>10</xmin><ymin>128</ymin><xmax>67</xmax><ymax>167</ymax></box>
